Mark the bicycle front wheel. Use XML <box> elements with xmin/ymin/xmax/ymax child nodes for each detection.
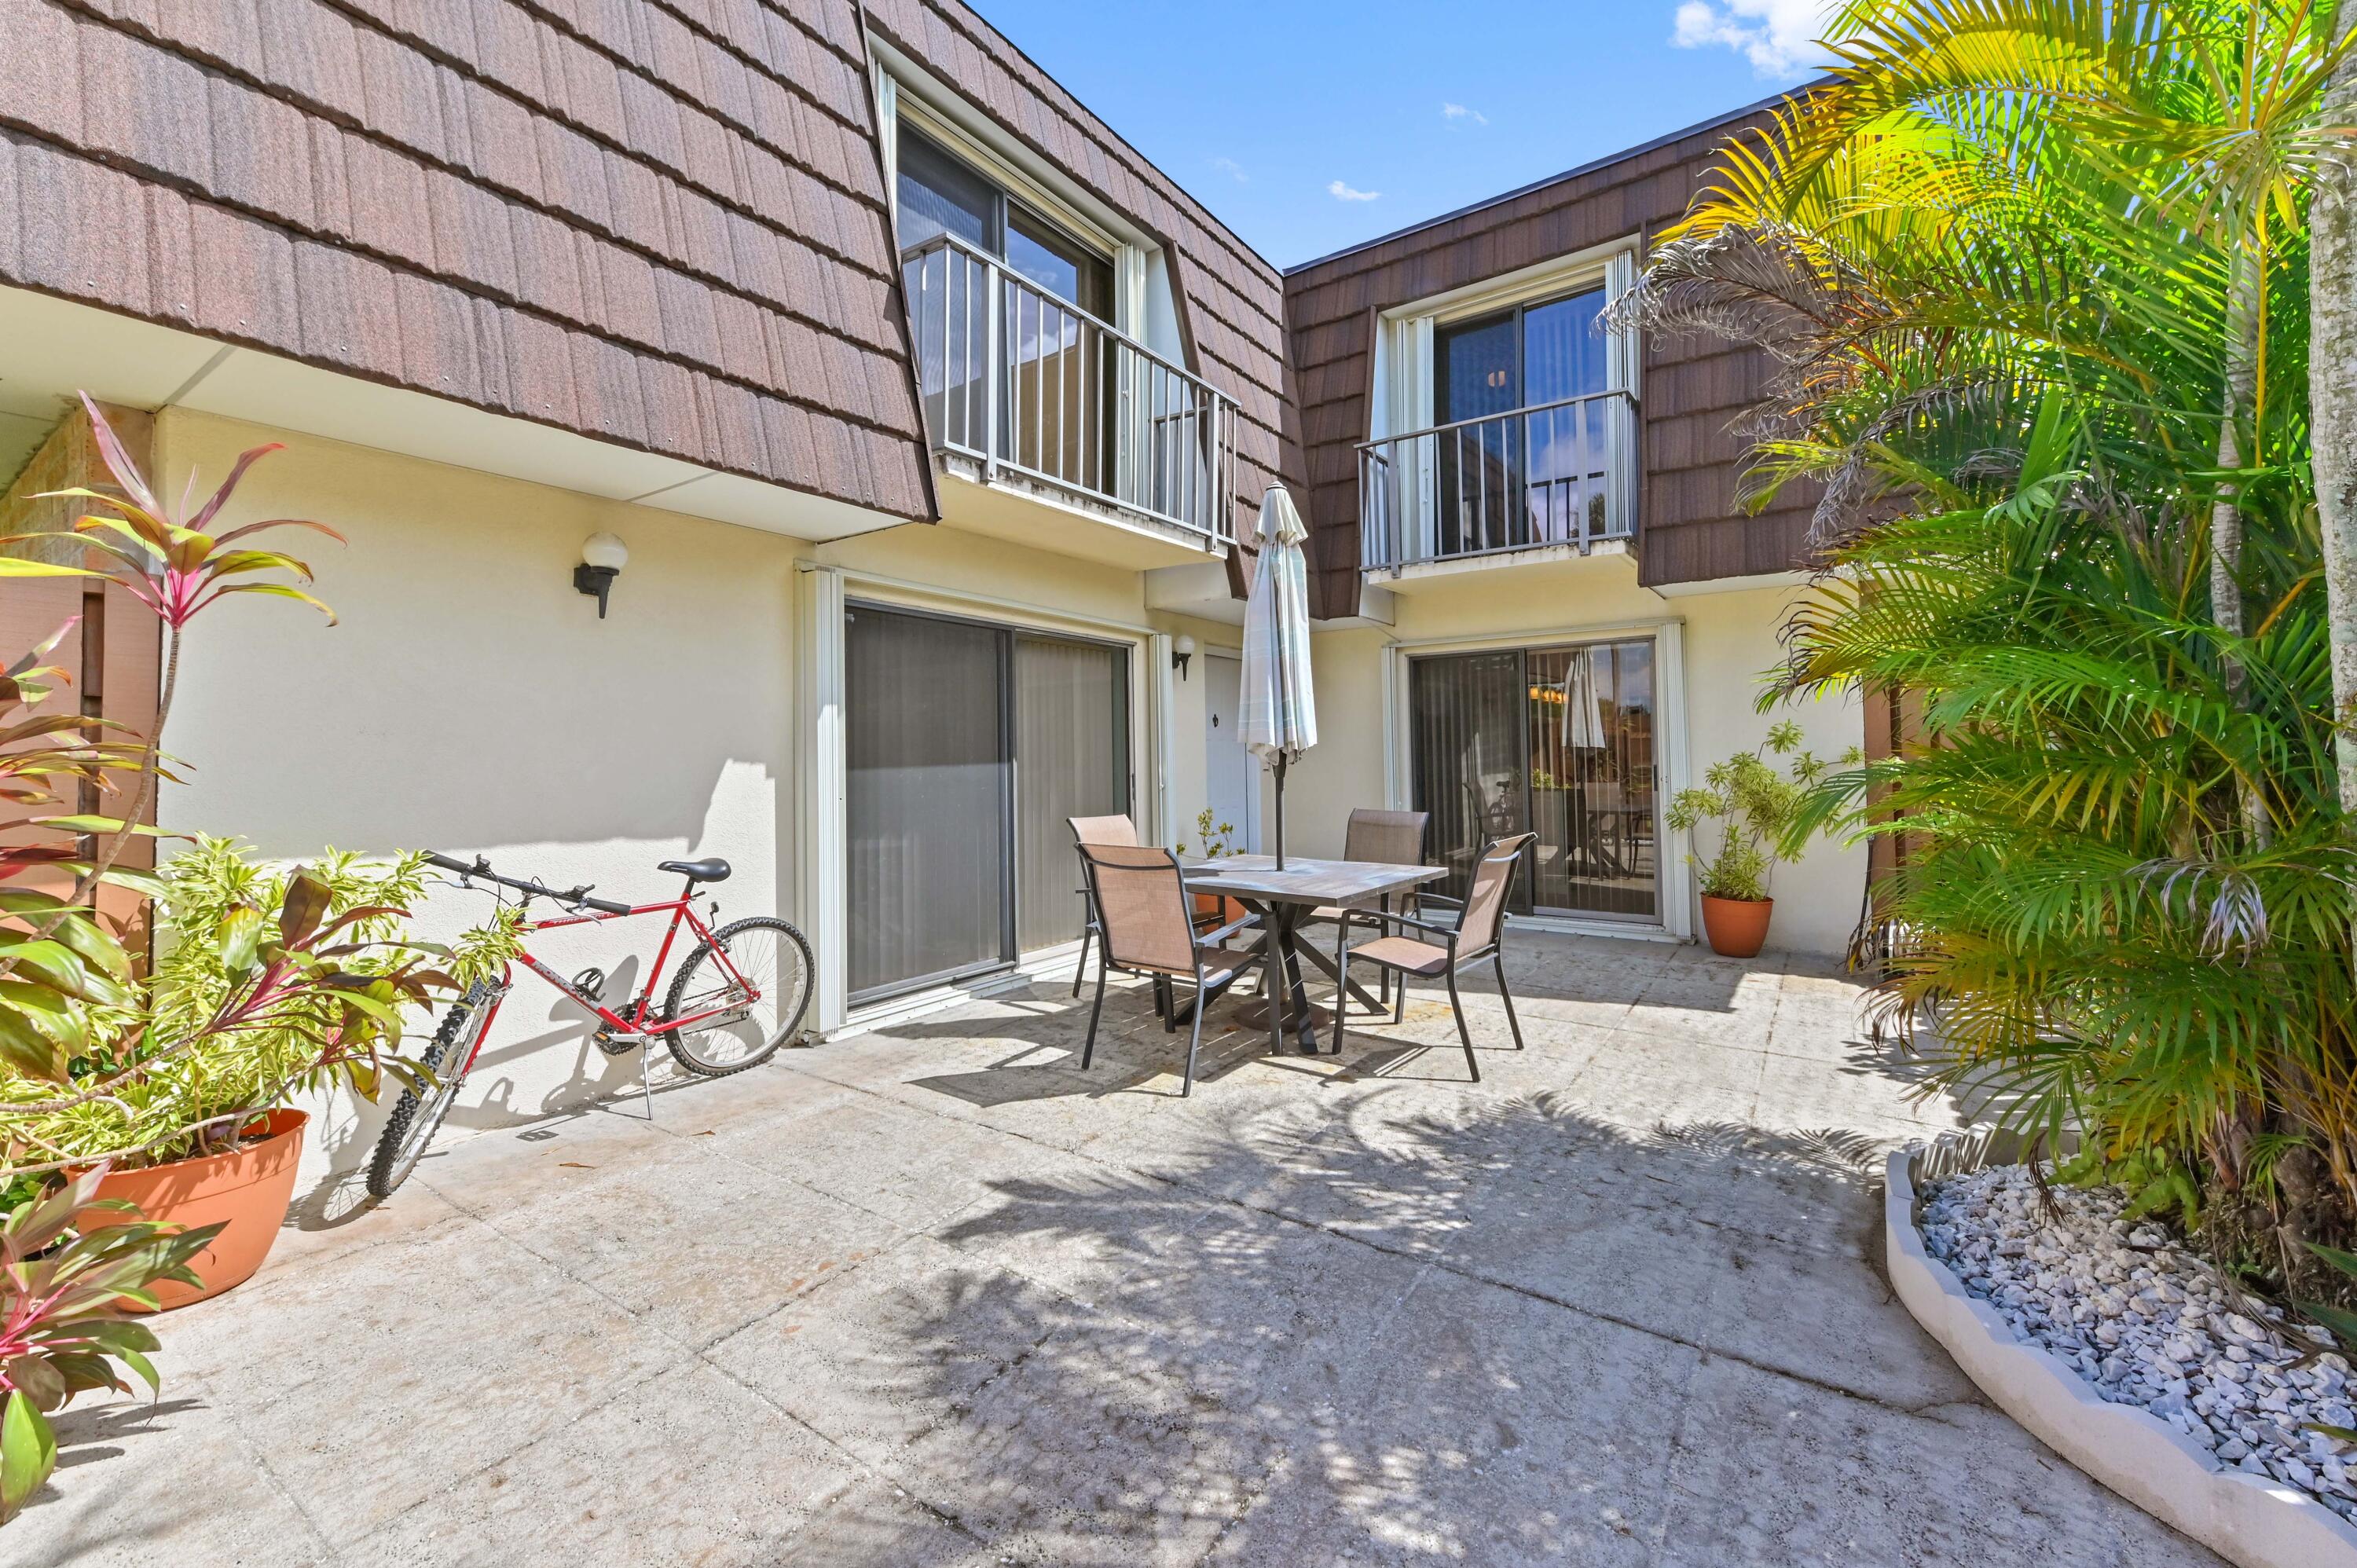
<box><xmin>366</xmin><ymin>983</ymin><xmax>497</xmax><ymax>1199</ymax></box>
<box><xmin>662</xmin><ymin>916</ymin><xmax>812</xmax><ymax>1076</ymax></box>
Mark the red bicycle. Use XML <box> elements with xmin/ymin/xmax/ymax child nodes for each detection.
<box><xmin>365</xmin><ymin>852</ymin><xmax>813</xmax><ymax>1197</ymax></box>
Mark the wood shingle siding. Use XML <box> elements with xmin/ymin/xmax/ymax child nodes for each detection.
<box><xmin>1279</xmin><ymin>97</ymin><xmax>1820</xmax><ymax>618</ymax></box>
<box><xmin>860</xmin><ymin>0</ymin><xmax>1299</xmax><ymax>556</ymax></box>
<box><xmin>0</xmin><ymin>0</ymin><xmax>933</xmax><ymax>521</ymax></box>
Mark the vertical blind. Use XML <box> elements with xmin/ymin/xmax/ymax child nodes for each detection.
<box><xmin>846</xmin><ymin>603</ymin><xmax>1131</xmax><ymax>1002</ymax></box>
<box><xmin>1014</xmin><ymin>636</ymin><xmax>1129</xmax><ymax>951</ymax></box>
<box><xmin>845</xmin><ymin>606</ymin><xmax>1008</xmax><ymax>998</ymax></box>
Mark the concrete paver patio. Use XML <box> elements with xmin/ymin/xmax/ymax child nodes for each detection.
<box><xmin>18</xmin><ymin>932</ymin><xmax>2220</xmax><ymax>1566</ymax></box>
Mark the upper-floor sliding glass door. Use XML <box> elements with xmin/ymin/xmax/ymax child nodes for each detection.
<box><xmin>896</xmin><ymin>129</ymin><xmax>1117</xmax><ymax>496</ymax></box>
<box><xmin>1432</xmin><ymin>286</ymin><xmax>1611</xmax><ymax>556</ymax></box>
<box><xmin>1409</xmin><ymin>637</ymin><xmax>1659</xmax><ymax>921</ymax></box>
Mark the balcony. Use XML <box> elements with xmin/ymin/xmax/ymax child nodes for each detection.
<box><xmin>900</xmin><ymin>233</ymin><xmax>1237</xmax><ymax>555</ymax></box>
<box><xmin>1357</xmin><ymin>390</ymin><xmax>1637</xmax><ymax>578</ymax></box>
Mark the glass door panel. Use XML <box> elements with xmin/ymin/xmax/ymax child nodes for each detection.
<box><xmin>1014</xmin><ymin>635</ymin><xmax>1129</xmax><ymax>951</ymax></box>
<box><xmin>1434</xmin><ymin>312</ymin><xmax>1520</xmax><ymax>556</ymax></box>
<box><xmin>1409</xmin><ymin>650</ymin><xmax>1532</xmax><ymax>910</ymax></box>
<box><xmin>846</xmin><ymin>606</ymin><xmax>1010</xmax><ymax>1000</ymax></box>
<box><xmin>1520</xmin><ymin>288</ymin><xmax>1610</xmax><ymax>545</ymax></box>
<box><xmin>1525</xmin><ymin>640</ymin><xmax>1657</xmax><ymax>918</ymax></box>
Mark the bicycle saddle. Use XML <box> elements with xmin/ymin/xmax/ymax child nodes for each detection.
<box><xmin>658</xmin><ymin>857</ymin><xmax>731</xmax><ymax>884</ymax></box>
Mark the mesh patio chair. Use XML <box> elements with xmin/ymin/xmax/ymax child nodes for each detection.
<box><xmin>1067</xmin><ymin>814</ymin><xmax>1138</xmax><ymax>998</ymax></box>
<box><xmin>1300</xmin><ymin>808</ymin><xmax>1430</xmax><ymax>1016</ymax></box>
<box><xmin>1076</xmin><ymin>844</ymin><xmax>1262</xmax><ymax>1097</ymax></box>
<box><xmin>1332</xmin><ymin>832</ymin><xmax>1536</xmax><ymax>1080</ymax></box>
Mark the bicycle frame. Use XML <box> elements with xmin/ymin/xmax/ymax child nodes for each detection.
<box><xmin>455</xmin><ymin>893</ymin><xmax>760</xmax><ymax>1075</ymax></box>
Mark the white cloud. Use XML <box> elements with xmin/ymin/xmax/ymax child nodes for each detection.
<box><xmin>1211</xmin><ymin>156</ymin><xmax>1248</xmax><ymax>183</ymax></box>
<box><xmin>1442</xmin><ymin>102</ymin><xmax>1488</xmax><ymax>127</ymax></box>
<box><xmin>1328</xmin><ymin>179</ymin><xmax>1380</xmax><ymax>202</ymax></box>
<box><xmin>1671</xmin><ymin>0</ymin><xmax>1831</xmax><ymax>76</ymax></box>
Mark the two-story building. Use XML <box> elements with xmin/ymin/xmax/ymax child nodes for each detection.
<box><xmin>0</xmin><ymin>0</ymin><xmax>1859</xmax><ymax>1134</ymax></box>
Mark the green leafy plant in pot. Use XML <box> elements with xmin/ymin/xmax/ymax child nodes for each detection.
<box><xmin>1665</xmin><ymin>721</ymin><xmax>1843</xmax><ymax>958</ymax></box>
<box><xmin>1185</xmin><ymin>808</ymin><xmax>1245</xmax><ymax>924</ymax></box>
<box><xmin>0</xmin><ymin>397</ymin><xmax>515</xmax><ymax>1303</ymax></box>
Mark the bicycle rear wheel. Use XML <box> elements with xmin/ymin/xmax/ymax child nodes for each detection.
<box><xmin>366</xmin><ymin>983</ymin><xmax>497</xmax><ymax>1199</ymax></box>
<box><xmin>662</xmin><ymin>917</ymin><xmax>812</xmax><ymax>1076</ymax></box>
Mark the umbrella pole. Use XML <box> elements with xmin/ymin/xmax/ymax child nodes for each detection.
<box><xmin>1274</xmin><ymin>753</ymin><xmax>1288</xmax><ymax>870</ymax></box>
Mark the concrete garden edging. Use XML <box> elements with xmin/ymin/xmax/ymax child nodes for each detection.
<box><xmin>1886</xmin><ymin>1134</ymin><xmax>2357</xmax><ymax>1568</ymax></box>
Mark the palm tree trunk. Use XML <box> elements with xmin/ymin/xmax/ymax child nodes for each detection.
<box><xmin>2316</xmin><ymin>46</ymin><xmax>2357</xmax><ymax>971</ymax></box>
<box><xmin>2319</xmin><ymin>49</ymin><xmax>2357</xmax><ymax>821</ymax></box>
<box><xmin>2212</xmin><ymin>241</ymin><xmax>2265</xmax><ymax>845</ymax></box>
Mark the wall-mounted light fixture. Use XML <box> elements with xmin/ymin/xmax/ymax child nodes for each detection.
<box><xmin>1171</xmin><ymin>633</ymin><xmax>1195</xmax><ymax>681</ymax></box>
<box><xmin>574</xmin><ymin>532</ymin><xmax>628</xmax><ymax>618</ymax></box>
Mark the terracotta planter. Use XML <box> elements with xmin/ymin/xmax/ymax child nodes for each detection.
<box><xmin>76</xmin><ymin>1108</ymin><xmax>308</xmax><ymax>1311</ymax></box>
<box><xmin>1192</xmin><ymin>892</ymin><xmax>1248</xmax><ymax>928</ymax></box>
<box><xmin>1699</xmin><ymin>895</ymin><xmax>1773</xmax><ymax>958</ymax></box>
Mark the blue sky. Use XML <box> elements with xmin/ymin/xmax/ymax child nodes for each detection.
<box><xmin>970</xmin><ymin>1</ymin><xmax>1831</xmax><ymax>269</ymax></box>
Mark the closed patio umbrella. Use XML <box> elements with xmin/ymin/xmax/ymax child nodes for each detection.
<box><xmin>1562</xmin><ymin>645</ymin><xmax>1608</xmax><ymax>751</ymax></box>
<box><xmin>1238</xmin><ymin>485</ymin><xmax>1317</xmax><ymax>869</ymax></box>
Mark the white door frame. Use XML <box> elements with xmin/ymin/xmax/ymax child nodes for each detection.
<box><xmin>796</xmin><ymin>562</ymin><xmax>1174</xmax><ymax>1032</ymax></box>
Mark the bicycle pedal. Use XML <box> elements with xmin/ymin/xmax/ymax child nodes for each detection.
<box><xmin>592</xmin><ymin>1031</ymin><xmax>648</xmax><ymax>1057</ymax></box>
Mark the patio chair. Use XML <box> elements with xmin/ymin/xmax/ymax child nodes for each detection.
<box><xmin>1332</xmin><ymin>832</ymin><xmax>1535</xmax><ymax>1081</ymax></box>
<box><xmin>1067</xmin><ymin>814</ymin><xmax>1138</xmax><ymax>998</ymax></box>
<box><xmin>1299</xmin><ymin>808</ymin><xmax>1429</xmax><ymax>1014</ymax></box>
<box><xmin>1076</xmin><ymin>843</ymin><xmax>1262</xmax><ymax>1097</ymax></box>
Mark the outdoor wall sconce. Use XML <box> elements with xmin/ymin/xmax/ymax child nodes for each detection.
<box><xmin>574</xmin><ymin>532</ymin><xmax>629</xmax><ymax>618</ymax></box>
<box><xmin>1171</xmin><ymin>634</ymin><xmax>1195</xmax><ymax>681</ymax></box>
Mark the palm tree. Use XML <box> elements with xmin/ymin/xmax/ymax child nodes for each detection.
<box><xmin>1622</xmin><ymin>0</ymin><xmax>2357</xmax><ymax>1289</ymax></box>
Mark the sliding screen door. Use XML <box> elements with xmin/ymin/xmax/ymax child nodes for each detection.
<box><xmin>846</xmin><ymin>606</ymin><xmax>1010</xmax><ymax>998</ymax></box>
<box><xmin>847</xmin><ymin>605</ymin><xmax>1132</xmax><ymax>1003</ymax></box>
<box><xmin>1014</xmin><ymin>636</ymin><xmax>1129</xmax><ymax>951</ymax></box>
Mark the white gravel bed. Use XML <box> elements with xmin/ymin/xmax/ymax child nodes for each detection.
<box><xmin>1921</xmin><ymin>1164</ymin><xmax>2357</xmax><ymax>1523</ymax></box>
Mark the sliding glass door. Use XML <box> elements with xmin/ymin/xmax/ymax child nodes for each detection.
<box><xmin>845</xmin><ymin>602</ymin><xmax>1131</xmax><ymax>1003</ymax></box>
<box><xmin>1408</xmin><ymin>638</ymin><xmax>1659</xmax><ymax>921</ymax></box>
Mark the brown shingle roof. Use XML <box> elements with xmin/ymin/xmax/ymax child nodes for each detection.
<box><xmin>1</xmin><ymin>0</ymin><xmax>931</xmax><ymax>520</ymax></box>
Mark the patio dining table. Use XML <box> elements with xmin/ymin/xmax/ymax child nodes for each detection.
<box><xmin>1179</xmin><ymin>854</ymin><xmax>1446</xmax><ymax>1057</ymax></box>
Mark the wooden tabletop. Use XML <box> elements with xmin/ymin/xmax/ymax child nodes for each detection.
<box><xmin>1178</xmin><ymin>855</ymin><xmax>1443</xmax><ymax>906</ymax></box>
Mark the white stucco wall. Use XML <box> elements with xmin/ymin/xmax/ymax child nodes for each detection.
<box><xmin>150</xmin><ymin>410</ymin><xmax>1248</xmax><ymax>1174</ymax></box>
<box><xmin>155</xmin><ymin>409</ymin><xmax>808</xmax><ymax>1174</ymax></box>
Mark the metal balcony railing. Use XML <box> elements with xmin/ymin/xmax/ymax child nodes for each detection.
<box><xmin>900</xmin><ymin>233</ymin><xmax>1237</xmax><ymax>548</ymax></box>
<box><xmin>1357</xmin><ymin>389</ymin><xmax>1638</xmax><ymax>572</ymax></box>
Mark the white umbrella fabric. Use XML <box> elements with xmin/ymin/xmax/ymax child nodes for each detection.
<box><xmin>1238</xmin><ymin>485</ymin><xmax>1318</xmax><ymax>868</ymax></box>
<box><xmin>1562</xmin><ymin>646</ymin><xmax>1608</xmax><ymax>750</ymax></box>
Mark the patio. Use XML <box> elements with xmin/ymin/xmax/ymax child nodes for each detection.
<box><xmin>19</xmin><ymin>931</ymin><xmax>2216</xmax><ymax>1566</ymax></box>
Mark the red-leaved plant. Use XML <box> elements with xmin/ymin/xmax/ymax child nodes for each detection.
<box><xmin>0</xmin><ymin>1168</ymin><xmax>219</xmax><ymax>1522</ymax></box>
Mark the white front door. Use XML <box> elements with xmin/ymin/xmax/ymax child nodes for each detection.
<box><xmin>1203</xmin><ymin>652</ymin><xmax>1259</xmax><ymax>852</ymax></box>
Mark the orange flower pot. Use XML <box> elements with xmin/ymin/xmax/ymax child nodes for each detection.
<box><xmin>1192</xmin><ymin>892</ymin><xmax>1248</xmax><ymax>927</ymax></box>
<box><xmin>76</xmin><ymin>1108</ymin><xmax>308</xmax><ymax>1311</ymax></box>
<box><xmin>1699</xmin><ymin>895</ymin><xmax>1773</xmax><ymax>959</ymax></box>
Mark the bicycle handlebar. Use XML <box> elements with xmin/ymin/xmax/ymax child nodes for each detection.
<box><xmin>422</xmin><ymin>852</ymin><xmax>632</xmax><ymax>916</ymax></box>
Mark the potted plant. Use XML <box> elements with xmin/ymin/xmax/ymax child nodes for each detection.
<box><xmin>0</xmin><ymin>397</ymin><xmax>513</xmax><ymax>1309</ymax></box>
<box><xmin>0</xmin><ymin>1167</ymin><xmax>222</xmax><ymax>1522</ymax></box>
<box><xmin>1183</xmin><ymin>807</ymin><xmax>1247</xmax><ymax>925</ymax></box>
<box><xmin>1665</xmin><ymin>721</ymin><xmax>1845</xmax><ymax>958</ymax></box>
